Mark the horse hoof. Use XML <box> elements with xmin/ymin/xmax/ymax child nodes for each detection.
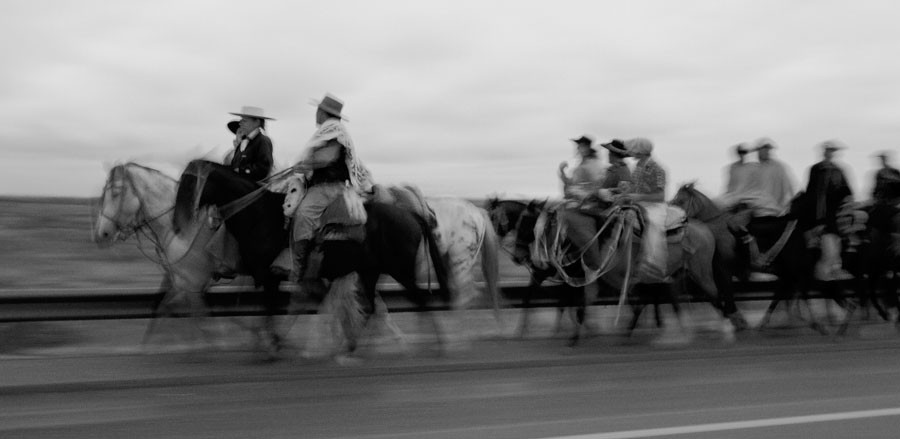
<box><xmin>729</xmin><ymin>314</ymin><xmax>749</xmax><ymax>332</ymax></box>
<box><xmin>334</xmin><ymin>354</ymin><xmax>363</xmax><ymax>366</ymax></box>
<box><xmin>652</xmin><ymin>331</ymin><xmax>693</xmax><ymax>347</ymax></box>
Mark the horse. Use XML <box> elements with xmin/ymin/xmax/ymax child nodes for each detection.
<box><xmin>93</xmin><ymin>162</ymin><xmax>226</xmax><ymax>346</ymax></box>
<box><xmin>176</xmin><ymin>163</ymin><xmax>452</xmax><ymax>356</ymax></box>
<box><xmin>174</xmin><ymin>159</ymin><xmax>292</xmax><ymax>353</ymax></box>
<box><xmin>672</xmin><ymin>185</ymin><xmax>858</xmax><ymax>333</ymax></box>
<box><xmin>425</xmin><ymin>196</ymin><xmax>502</xmax><ymax>315</ymax></box>
<box><xmin>670</xmin><ymin>184</ymin><xmax>749</xmax><ymax>330</ymax></box>
<box><xmin>284</xmin><ymin>180</ymin><xmax>501</xmax><ymax>315</ymax></box>
<box><xmin>485</xmin><ymin>198</ymin><xmax>588</xmax><ymax>339</ymax></box>
<box><xmin>856</xmin><ymin>200</ymin><xmax>900</xmax><ymax>323</ymax></box>
<box><xmin>511</xmin><ymin>199</ymin><xmax>733</xmax><ymax>346</ymax></box>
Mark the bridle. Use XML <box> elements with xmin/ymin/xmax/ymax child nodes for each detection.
<box><xmin>97</xmin><ymin>165</ymin><xmax>175</xmax><ymax>244</ymax></box>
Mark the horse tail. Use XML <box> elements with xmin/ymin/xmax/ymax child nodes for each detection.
<box><xmin>411</xmin><ymin>212</ymin><xmax>452</xmax><ymax>305</ymax></box>
<box><xmin>479</xmin><ymin>209</ymin><xmax>502</xmax><ymax>318</ymax></box>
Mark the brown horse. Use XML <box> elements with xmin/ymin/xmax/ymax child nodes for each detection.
<box><xmin>672</xmin><ymin>184</ymin><xmax>866</xmax><ymax>334</ymax></box>
<box><xmin>511</xmin><ymin>200</ymin><xmax>733</xmax><ymax>345</ymax></box>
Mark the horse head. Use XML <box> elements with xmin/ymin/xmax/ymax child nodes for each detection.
<box><xmin>94</xmin><ymin>162</ymin><xmax>178</xmax><ymax>246</ymax></box>
<box><xmin>94</xmin><ymin>164</ymin><xmax>142</xmax><ymax>246</ymax></box>
<box><xmin>671</xmin><ymin>182</ymin><xmax>721</xmax><ymax>222</ymax></box>
<box><xmin>485</xmin><ymin>198</ymin><xmax>528</xmax><ymax>238</ymax></box>
<box><xmin>280</xmin><ymin>174</ymin><xmax>306</xmax><ymax>217</ymax></box>
<box><xmin>510</xmin><ymin>200</ymin><xmax>546</xmax><ymax>265</ymax></box>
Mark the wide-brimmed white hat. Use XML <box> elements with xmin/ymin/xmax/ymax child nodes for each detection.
<box><xmin>229</xmin><ymin>105</ymin><xmax>275</xmax><ymax>120</ymax></box>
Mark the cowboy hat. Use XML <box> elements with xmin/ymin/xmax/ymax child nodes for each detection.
<box><xmin>570</xmin><ymin>135</ymin><xmax>593</xmax><ymax>145</ymax></box>
<box><xmin>819</xmin><ymin>139</ymin><xmax>846</xmax><ymax>151</ymax></box>
<box><xmin>754</xmin><ymin>137</ymin><xmax>777</xmax><ymax>151</ymax></box>
<box><xmin>601</xmin><ymin>139</ymin><xmax>629</xmax><ymax>156</ymax></box>
<box><xmin>310</xmin><ymin>93</ymin><xmax>348</xmax><ymax>120</ymax></box>
<box><xmin>226</xmin><ymin>120</ymin><xmax>240</xmax><ymax>134</ymax></box>
<box><xmin>734</xmin><ymin>143</ymin><xmax>750</xmax><ymax>154</ymax></box>
<box><xmin>228</xmin><ymin>105</ymin><xmax>275</xmax><ymax>120</ymax></box>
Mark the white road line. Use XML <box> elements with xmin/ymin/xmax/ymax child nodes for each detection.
<box><xmin>548</xmin><ymin>407</ymin><xmax>900</xmax><ymax>439</ymax></box>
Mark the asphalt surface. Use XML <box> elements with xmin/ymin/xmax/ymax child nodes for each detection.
<box><xmin>4</xmin><ymin>303</ymin><xmax>900</xmax><ymax>438</ymax></box>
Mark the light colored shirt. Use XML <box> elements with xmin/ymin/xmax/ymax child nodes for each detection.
<box><xmin>747</xmin><ymin>159</ymin><xmax>796</xmax><ymax>216</ymax></box>
<box><xmin>725</xmin><ymin>161</ymin><xmax>755</xmax><ymax>194</ymax></box>
<box><xmin>630</xmin><ymin>157</ymin><xmax>665</xmax><ymax>195</ymax></box>
<box><xmin>563</xmin><ymin>156</ymin><xmax>606</xmax><ymax>202</ymax></box>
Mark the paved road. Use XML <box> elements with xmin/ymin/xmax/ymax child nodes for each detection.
<box><xmin>3</xmin><ymin>305</ymin><xmax>900</xmax><ymax>438</ymax></box>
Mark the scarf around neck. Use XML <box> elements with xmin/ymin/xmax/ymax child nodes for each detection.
<box><xmin>299</xmin><ymin>119</ymin><xmax>374</xmax><ymax>193</ymax></box>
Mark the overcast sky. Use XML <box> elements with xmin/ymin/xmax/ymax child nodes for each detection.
<box><xmin>2</xmin><ymin>0</ymin><xmax>898</xmax><ymax>200</ymax></box>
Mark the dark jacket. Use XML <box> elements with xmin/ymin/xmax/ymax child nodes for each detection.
<box><xmin>873</xmin><ymin>166</ymin><xmax>900</xmax><ymax>202</ymax></box>
<box><xmin>805</xmin><ymin>160</ymin><xmax>852</xmax><ymax>232</ymax></box>
<box><xmin>603</xmin><ymin>161</ymin><xmax>632</xmax><ymax>192</ymax></box>
<box><xmin>230</xmin><ymin>131</ymin><xmax>274</xmax><ymax>182</ymax></box>
<box><xmin>307</xmin><ymin>139</ymin><xmax>350</xmax><ymax>187</ymax></box>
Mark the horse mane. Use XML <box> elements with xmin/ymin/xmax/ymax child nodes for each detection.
<box><xmin>123</xmin><ymin>161</ymin><xmax>176</xmax><ymax>182</ymax></box>
<box><xmin>673</xmin><ymin>183</ymin><xmax>722</xmax><ymax>222</ymax></box>
<box><xmin>173</xmin><ymin>159</ymin><xmax>213</xmax><ymax>233</ymax></box>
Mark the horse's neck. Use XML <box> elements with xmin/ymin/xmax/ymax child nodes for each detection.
<box><xmin>506</xmin><ymin>203</ymin><xmax>527</xmax><ymax>232</ymax></box>
<box><xmin>127</xmin><ymin>166</ymin><xmax>186</xmax><ymax>248</ymax></box>
<box><xmin>685</xmin><ymin>191</ymin><xmax>722</xmax><ymax>222</ymax></box>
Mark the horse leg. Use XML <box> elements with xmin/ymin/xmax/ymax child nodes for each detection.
<box><xmin>652</xmin><ymin>283</ymin><xmax>693</xmax><ymax>346</ymax></box>
<box><xmin>566</xmin><ymin>283</ymin><xmax>590</xmax><ymax>347</ymax></box>
<box><xmin>868</xmin><ymin>272</ymin><xmax>890</xmax><ymax>321</ymax></box>
<box><xmin>396</xmin><ymin>273</ymin><xmax>444</xmax><ymax>355</ymax></box>
<box><xmin>797</xmin><ymin>280</ymin><xmax>829</xmax><ymax>336</ymax></box>
<box><xmin>758</xmin><ymin>278</ymin><xmax>791</xmax><ymax>330</ymax></box>
<box><xmin>142</xmin><ymin>274</ymin><xmax>174</xmax><ymax>348</ymax></box>
<box><xmin>715</xmin><ymin>263</ymin><xmax>748</xmax><ymax>331</ymax></box>
<box><xmin>835</xmin><ymin>280</ymin><xmax>859</xmax><ymax>336</ymax></box>
<box><xmin>260</xmin><ymin>274</ymin><xmax>289</xmax><ymax>357</ymax></box>
<box><xmin>627</xmin><ymin>303</ymin><xmax>645</xmax><ymax>337</ymax></box>
<box><xmin>517</xmin><ymin>275</ymin><xmax>542</xmax><ymax>338</ymax></box>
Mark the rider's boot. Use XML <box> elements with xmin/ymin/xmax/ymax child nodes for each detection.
<box><xmin>290</xmin><ymin>239</ymin><xmax>313</xmax><ymax>284</ymax></box>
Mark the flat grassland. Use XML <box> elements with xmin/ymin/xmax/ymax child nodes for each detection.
<box><xmin>0</xmin><ymin>197</ymin><xmax>526</xmax><ymax>291</ymax></box>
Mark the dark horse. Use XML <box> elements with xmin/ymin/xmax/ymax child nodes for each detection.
<box><xmin>489</xmin><ymin>197</ymin><xmax>732</xmax><ymax>346</ymax></box>
<box><xmin>174</xmin><ymin>160</ymin><xmax>451</xmax><ymax>355</ymax></box>
<box><xmin>672</xmin><ymin>184</ymin><xmax>859</xmax><ymax>333</ymax></box>
<box><xmin>486</xmin><ymin>198</ymin><xmax>586</xmax><ymax>340</ymax></box>
<box><xmin>857</xmin><ymin>197</ymin><xmax>900</xmax><ymax>323</ymax></box>
<box><xmin>669</xmin><ymin>184</ymin><xmax>748</xmax><ymax>330</ymax></box>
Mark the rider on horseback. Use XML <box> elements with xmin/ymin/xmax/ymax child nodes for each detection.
<box><xmin>618</xmin><ymin>137</ymin><xmax>669</xmax><ymax>283</ymax></box>
<box><xmin>225</xmin><ymin>106</ymin><xmax>275</xmax><ymax>182</ymax></box>
<box><xmin>289</xmin><ymin>94</ymin><xmax>374</xmax><ymax>283</ymax></box>
<box><xmin>806</xmin><ymin>140</ymin><xmax>854</xmax><ymax>280</ymax></box>
<box><xmin>209</xmin><ymin>106</ymin><xmax>276</xmax><ymax>280</ymax></box>
<box><xmin>559</xmin><ymin>135</ymin><xmax>606</xmax><ymax>209</ymax></box>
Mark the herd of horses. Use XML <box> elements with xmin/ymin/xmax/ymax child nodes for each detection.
<box><xmin>92</xmin><ymin>161</ymin><xmax>900</xmax><ymax>359</ymax></box>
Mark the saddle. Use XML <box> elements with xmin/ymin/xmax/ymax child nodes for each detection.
<box><xmin>318</xmin><ymin>186</ymin><xmax>367</xmax><ymax>243</ymax></box>
<box><xmin>628</xmin><ymin>204</ymin><xmax>688</xmax><ymax>243</ymax></box>
<box><xmin>370</xmin><ymin>183</ymin><xmax>437</xmax><ymax>229</ymax></box>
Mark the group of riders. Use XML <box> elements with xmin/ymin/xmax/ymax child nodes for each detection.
<box><xmin>217</xmin><ymin>95</ymin><xmax>374</xmax><ymax>286</ymax></box>
<box><xmin>212</xmin><ymin>94</ymin><xmax>900</xmax><ymax>317</ymax></box>
<box><xmin>556</xmin><ymin>133</ymin><xmax>900</xmax><ymax>304</ymax></box>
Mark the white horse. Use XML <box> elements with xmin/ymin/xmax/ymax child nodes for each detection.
<box><xmin>93</xmin><ymin>162</ymin><xmax>291</xmax><ymax>351</ymax></box>
<box><xmin>93</xmin><ymin>162</ymin><xmax>222</xmax><ymax>346</ymax></box>
<box><xmin>281</xmin><ymin>177</ymin><xmax>502</xmax><ymax>314</ymax></box>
